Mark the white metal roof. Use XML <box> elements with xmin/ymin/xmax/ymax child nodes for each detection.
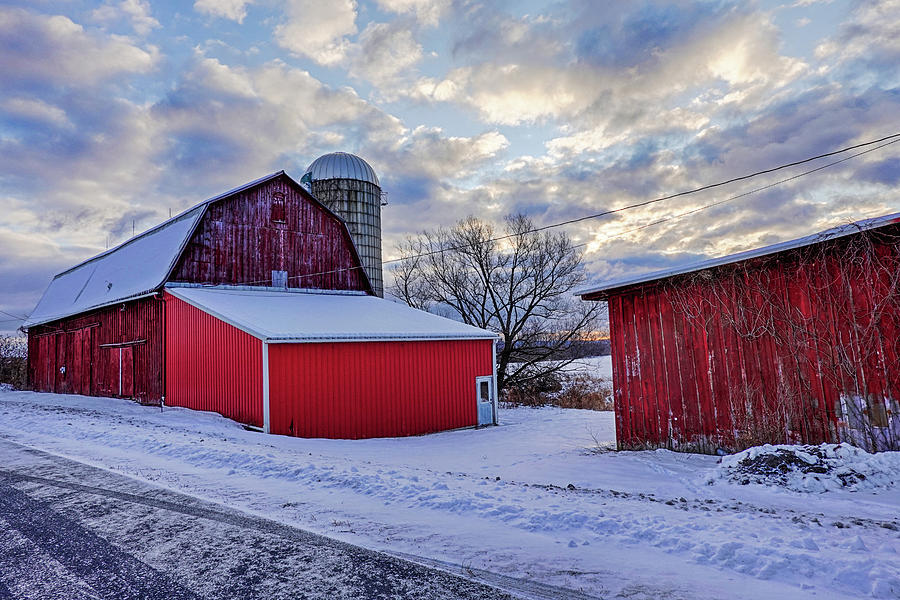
<box><xmin>165</xmin><ymin>286</ymin><xmax>498</xmax><ymax>343</ymax></box>
<box><xmin>25</xmin><ymin>172</ymin><xmax>287</xmax><ymax>328</ymax></box>
<box><xmin>25</xmin><ymin>206</ymin><xmax>205</xmax><ymax>327</ymax></box>
<box><xmin>305</xmin><ymin>152</ymin><xmax>380</xmax><ymax>186</ymax></box>
<box><xmin>577</xmin><ymin>211</ymin><xmax>900</xmax><ymax>299</ymax></box>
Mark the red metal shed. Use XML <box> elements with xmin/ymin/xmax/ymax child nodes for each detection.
<box><xmin>579</xmin><ymin>214</ymin><xmax>900</xmax><ymax>453</ymax></box>
<box><xmin>164</xmin><ymin>287</ymin><xmax>497</xmax><ymax>438</ymax></box>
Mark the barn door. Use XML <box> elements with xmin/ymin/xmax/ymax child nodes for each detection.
<box><xmin>120</xmin><ymin>346</ymin><xmax>134</xmax><ymax>398</ymax></box>
<box><xmin>55</xmin><ymin>333</ymin><xmax>68</xmax><ymax>394</ymax></box>
<box><xmin>476</xmin><ymin>376</ymin><xmax>495</xmax><ymax>426</ymax></box>
<box><xmin>81</xmin><ymin>328</ymin><xmax>93</xmax><ymax>396</ymax></box>
<box><xmin>38</xmin><ymin>335</ymin><xmax>56</xmax><ymax>391</ymax></box>
<box><xmin>70</xmin><ymin>330</ymin><xmax>83</xmax><ymax>395</ymax></box>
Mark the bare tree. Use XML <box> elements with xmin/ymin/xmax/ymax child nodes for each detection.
<box><xmin>391</xmin><ymin>214</ymin><xmax>605</xmax><ymax>395</ymax></box>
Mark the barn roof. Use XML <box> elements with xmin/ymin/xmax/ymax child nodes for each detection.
<box><xmin>165</xmin><ymin>286</ymin><xmax>498</xmax><ymax>343</ymax></box>
<box><xmin>578</xmin><ymin>211</ymin><xmax>900</xmax><ymax>300</ymax></box>
<box><xmin>25</xmin><ymin>172</ymin><xmax>287</xmax><ymax>328</ymax></box>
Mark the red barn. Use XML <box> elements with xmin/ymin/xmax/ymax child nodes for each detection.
<box><xmin>579</xmin><ymin>214</ymin><xmax>900</xmax><ymax>453</ymax></box>
<box><xmin>25</xmin><ymin>170</ymin><xmax>498</xmax><ymax>438</ymax></box>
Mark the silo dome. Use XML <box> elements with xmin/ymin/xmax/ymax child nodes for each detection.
<box><xmin>306</xmin><ymin>152</ymin><xmax>380</xmax><ymax>187</ymax></box>
<box><xmin>304</xmin><ymin>152</ymin><xmax>384</xmax><ymax>297</ymax></box>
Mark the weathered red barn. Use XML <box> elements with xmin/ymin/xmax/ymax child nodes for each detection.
<box><xmin>25</xmin><ymin>166</ymin><xmax>498</xmax><ymax>438</ymax></box>
<box><xmin>579</xmin><ymin>214</ymin><xmax>900</xmax><ymax>453</ymax></box>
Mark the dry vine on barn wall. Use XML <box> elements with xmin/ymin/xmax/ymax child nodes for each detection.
<box><xmin>664</xmin><ymin>227</ymin><xmax>900</xmax><ymax>451</ymax></box>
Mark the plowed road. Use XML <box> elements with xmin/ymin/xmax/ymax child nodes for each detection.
<box><xmin>0</xmin><ymin>439</ymin><xmax>528</xmax><ymax>600</ymax></box>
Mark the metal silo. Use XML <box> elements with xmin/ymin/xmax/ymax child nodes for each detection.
<box><xmin>304</xmin><ymin>152</ymin><xmax>384</xmax><ymax>296</ymax></box>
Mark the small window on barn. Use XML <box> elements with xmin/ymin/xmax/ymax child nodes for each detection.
<box><xmin>272</xmin><ymin>192</ymin><xmax>286</xmax><ymax>223</ymax></box>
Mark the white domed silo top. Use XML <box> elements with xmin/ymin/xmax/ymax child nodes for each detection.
<box><xmin>305</xmin><ymin>152</ymin><xmax>379</xmax><ymax>186</ymax></box>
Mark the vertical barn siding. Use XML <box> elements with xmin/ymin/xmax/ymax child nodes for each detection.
<box><xmin>170</xmin><ymin>176</ymin><xmax>370</xmax><ymax>293</ymax></box>
<box><xmin>26</xmin><ymin>297</ymin><xmax>164</xmax><ymax>403</ymax></box>
<box><xmin>601</xmin><ymin>229</ymin><xmax>900</xmax><ymax>453</ymax></box>
<box><xmin>267</xmin><ymin>339</ymin><xmax>493</xmax><ymax>439</ymax></box>
<box><xmin>164</xmin><ymin>293</ymin><xmax>263</xmax><ymax>428</ymax></box>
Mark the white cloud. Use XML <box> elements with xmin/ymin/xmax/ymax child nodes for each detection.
<box><xmin>0</xmin><ymin>7</ymin><xmax>159</xmax><ymax>85</ymax></box>
<box><xmin>814</xmin><ymin>0</ymin><xmax>900</xmax><ymax>67</ymax></box>
<box><xmin>194</xmin><ymin>0</ymin><xmax>253</xmax><ymax>24</ymax></box>
<box><xmin>416</xmin><ymin>60</ymin><xmax>608</xmax><ymax>126</ymax></box>
<box><xmin>380</xmin><ymin>126</ymin><xmax>509</xmax><ymax>179</ymax></box>
<box><xmin>1</xmin><ymin>97</ymin><xmax>71</xmax><ymax>128</ymax></box>
<box><xmin>414</xmin><ymin>9</ymin><xmax>808</xmax><ymax>174</ymax></box>
<box><xmin>274</xmin><ymin>0</ymin><xmax>358</xmax><ymax>66</ymax></box>
<box><xmin>374</xmin><ymin>0</ymin><xmax>450</xmax><ymax>27</ymax></box>
<box><xmin>349</xmin><ymin>21</ymin><xmax>422</xmax><ymax>90</ymax></box>
<box><xmin>91</xmin><ymin>0</ymin><xmax>160</xmax><ymax>36</ymax></box>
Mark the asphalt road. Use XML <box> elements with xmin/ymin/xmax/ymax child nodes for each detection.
<box><xmin>0</xmin><ymin>438</ymin><xmax>521</xmax><ymax>600</ymax></box>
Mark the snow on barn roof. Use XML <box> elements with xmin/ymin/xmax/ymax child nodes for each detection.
<box><xmin>24</xmin><ymin>172</ymin><xmax>286</xmax><ymax>328</ymax></box>
<box><xmin>578</xmin><ymin>211</ymin><xmax>900</xmax><ymax>299</ymax></box>
<box><xmin>165</xmin><ymin>286</ymin><xmax>498</xmax><ymax>343</ymax></box>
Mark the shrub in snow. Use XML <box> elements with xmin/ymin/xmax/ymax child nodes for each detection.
<box><xmin>709</xmin><ymin>443</ymin><xmax>900</xmax><ymax>493</ymax></box>
<box><xmin>0</xmin><ymin>335</ymin><xmax>27</xmax><ymax>390</ymax></box>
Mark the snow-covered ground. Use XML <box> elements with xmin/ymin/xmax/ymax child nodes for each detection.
<box><xmin>567</xmin><ymin>355</ymin><xmax>614</xmax><ymax>380</ymax></box>
<box><xmin>1</xmin><ymin>378</ymin><xmax>899</xmax><ymax>599</ymax></box>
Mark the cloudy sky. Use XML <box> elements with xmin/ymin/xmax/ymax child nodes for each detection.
<box><xmin>1</xmin><ymin>0</ymin><xmax>899</xmax><ymax>334</ymax></box>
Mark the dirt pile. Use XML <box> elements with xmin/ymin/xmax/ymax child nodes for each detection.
<box><xmin>711</xmin><ymin>443</ymin><xmax>900</xmax><ymax>493</ymax></box>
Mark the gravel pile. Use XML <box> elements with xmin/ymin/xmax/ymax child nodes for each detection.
<box><xmin>710</xmin><ymin>443</ymin><xmax>900</xmax><ymax>493</ymax></box>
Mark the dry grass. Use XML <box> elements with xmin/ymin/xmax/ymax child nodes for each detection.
<box><xmin>502</xmin><ymin>370</ymin><xmax>613</xmax><ymax>411</ymax></box>
<box><xmin>554</xmin><ymin>373</ymin><xmax>614</xmax><ymax>411</ymax></box>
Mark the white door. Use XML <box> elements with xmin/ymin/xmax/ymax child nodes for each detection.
<box><xmin>476</xmin><ymin>376</ymin><xmax>495</xmax><ymax>426</ymax></box>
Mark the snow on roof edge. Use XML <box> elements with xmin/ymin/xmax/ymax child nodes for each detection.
<box><xmin>24</xmin><ymin>291</ymin><xmax>160</xmax><ymax>329</ymax></box>
<box><xmin>165</xmin><ymin>287</ymin><xmax>499</xmax><ymax>343</ymax></box>
<box><xmin>577</xmin><ymin>212</ymin><xmax>900</xmax><ymax>299</ymax></box>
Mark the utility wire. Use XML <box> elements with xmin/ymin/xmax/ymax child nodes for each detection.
<box><xmin>573</xmin><ymin>136</ymin><xmax>900</xmax><ymax>250</ymax></box>
<box><xmin>0</xmin><ymin>309</ymin><xmax>26</xmax><ymax>320</ymax></box>
<box><xmin>202</xmin><ymin>133</ymin><xmax>900</xmax><ymax>287</ymax></box>
<box><xmin>393</xmin><ymin>132</ymin><xmax>900</xmax><ymax>262</ymax></box>
<box><xmin>525</xmin><ymin>132</ymin><xmax>900</xmax><ymax>235</ymax></box>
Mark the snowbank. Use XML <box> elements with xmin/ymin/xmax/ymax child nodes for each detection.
<box><xmin>711</xmin><ymin>443</ymin><xmax>900</xmax><ymax>493</ymax></box>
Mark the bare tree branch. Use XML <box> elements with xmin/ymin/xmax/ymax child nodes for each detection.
<box><xmin>390</xmin><ymin>214</ymin><xmax>606</xmax><ymax>394</ymax></box>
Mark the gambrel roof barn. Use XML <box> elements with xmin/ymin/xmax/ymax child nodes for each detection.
<box><xmin>26</xmin><ymin>164</ymin><xmax>498</xmax><ymax>438</ymax></box>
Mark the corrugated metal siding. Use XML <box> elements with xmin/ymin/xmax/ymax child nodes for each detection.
<box><xmin>267</xmin><ymin>339</ymin><xmax>493</xmax><ymax>439</ymax></box>
<box><xmin>26</xmin><ymin>296</ymin><xmax>164</xmax><ymax>403</ymax></box>
<box><xmin>164</xmin><ymin>293</ymin><xmax>263</xmax><ymax>427</ymax></box>
<box><xmin>170</xmin><ymin>177</ymin><xmax>369</xmax><ymax>292</ymax></box>
<box><xmin>607</xmin><ymin>229</ymin><xmax>900</xmax><ymax>453</ymax></box>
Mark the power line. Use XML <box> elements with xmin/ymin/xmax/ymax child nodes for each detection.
<box><xmin>200</xmin><ymin>132</ymin><xmax>899</xmax><ymax>287</ymax></box>
<box><xmin>0</xmin><ymin>309</ymin><xmax>26</xmax><ymax>320</ymax></box>
<box><xmin>524</xmin><ymin>132</ymin><xmax>900</xmax><ymax>235</ymax></box>
<box><xmin>573</xmin><ymin>136</ymin><xmax>900</xmax><ymax>249</ymax></box>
